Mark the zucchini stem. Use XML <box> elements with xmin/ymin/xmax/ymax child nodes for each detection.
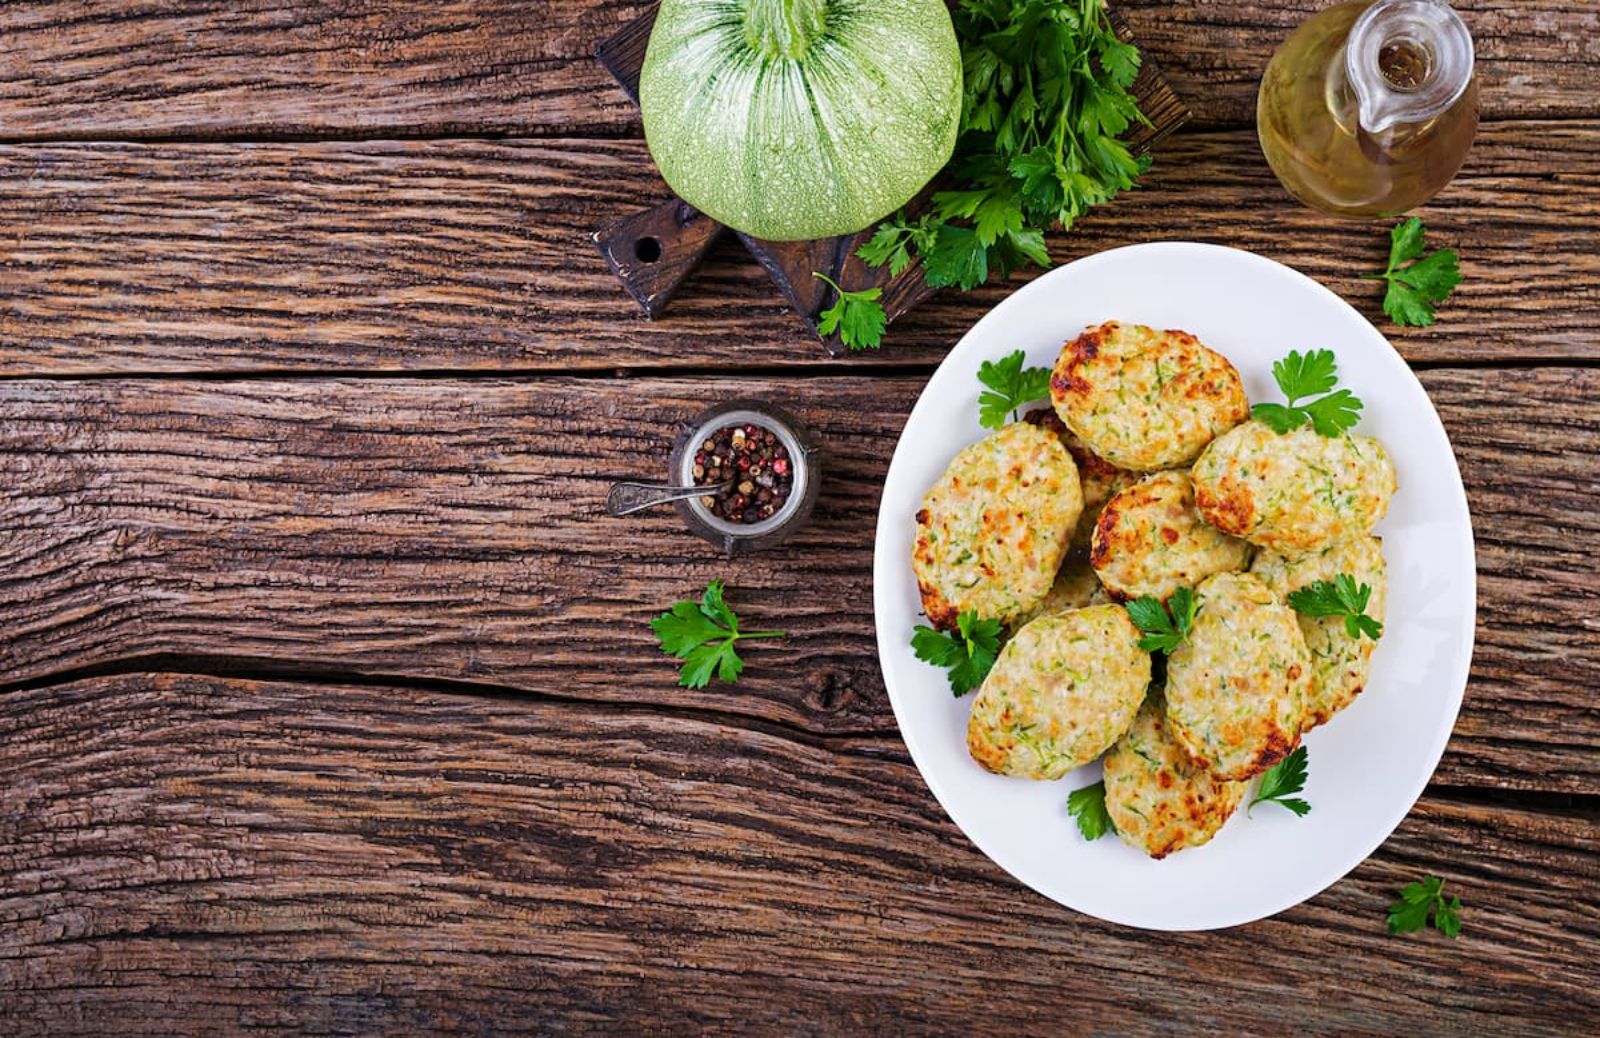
<box><xmin>743</xmin><ymin>0</ymin><xmax>827</xmax><ymax>60</ymax></box>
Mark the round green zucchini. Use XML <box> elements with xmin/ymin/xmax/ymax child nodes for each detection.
<box><xmin>639</xmin><ymin>0</ymin><xmax>962</xmax><ymax>241</ymax></box>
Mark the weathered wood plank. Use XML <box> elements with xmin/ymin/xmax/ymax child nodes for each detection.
<box><xmin>0</xmin><ymin>2</ymin><xmax>1592</xmax><ymax>140</ymax></box>
<box><xmin>0</xmin><ymin>124</ymin><xmax>1595</xmax><ymax>376</ymax></box>
<box><xmin>0</xmin><ymin>673</ymin><xmax>1594</xmax><ymax>1036</ymax></box>
<box><xmin>0</xmin><ymin>372</ymin><xmax>1594</xmax><ymax>794</ymax></box>
<box><xmin>0</xmin><ymin>0</ymin><xmax>643</xmax><ymax>140</ymax></box>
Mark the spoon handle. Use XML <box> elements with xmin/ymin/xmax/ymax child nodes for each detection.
<box><xmin>605</xmin><ymin>480</ymin><xmax>714</xmax><ymax>517</ymax></box>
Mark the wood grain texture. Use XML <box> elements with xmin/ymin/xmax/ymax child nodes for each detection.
<box><xmin>0</xmin><ymin>0</ymin><xmax>1593</xmax><ymax>1026</ymax></box>
<box><xmin>0</xmin><ymin>372</ymin><xmax>1594</xmax><ymax>793</ymax></box>
<box><xmin>0</xmin><ymin>1</ymin><xmax>1592</xmax><ymax>140</ymax></box>
<box><xmin>0</xmin><ymin>0</ymin><xmax>644</xmax><ymax>140</ymax></box>
<box><xmin>0</xmin><ymin>123</ymin><xmax>1595</xmax><ymax>376</ymax></box>
<box><xmin>0</xmin><ymin>672</ymin><xmax>1595</xmax><ymax>1037</ymax></box>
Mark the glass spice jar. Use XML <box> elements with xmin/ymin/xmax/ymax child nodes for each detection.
<box><xmin>668</xmin><ymin>400</ymin><xmax>820</xmax><ymax>554</ymax></box>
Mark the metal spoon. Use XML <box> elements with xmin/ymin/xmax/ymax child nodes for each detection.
<box><xmin>605</xmin><ymin>479</ymin><xmax>730</xmax><ymax>517</ymax></box>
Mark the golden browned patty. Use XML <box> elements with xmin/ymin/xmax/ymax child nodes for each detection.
<box><xmin>1024</xmin><ymin>406</ymin><xmax>1139</xmax><ymax>549</ymax></box>
<box><xmin>1191</xmin><ymin>421</ymin><xmax>1397</xmax><ymax>553</ymax></box>
<box><xmin>1103</xmin><ymin>694</ymin><xmax>1248</xmax><ymax>859</ymax></box>
<box><xmin>1089</xmin><ymin>470</ymin><xmax>1252</xmax><ymax>602</ymax></box>
<box><xmin>1251</xmin><ymin>535</ymin><xmax>1387</xmax><ymax>730</ymax></box>
<box><xmin>1049</xmin><ymin>321</ymin><xmax>1250</xmax><ymax>472</ymax></box>
<box><xmin>1164</xmin><ymin>572</ymin><xmax>1309</xmax><ymax>781</ymax></box>
<box><xmin>967</xmin><ymin>605</ymin><xmax>1150</xmax><ymax>780</ymax></box>
<box><xmin>912</xmin><ymin>422</ymin><xmax>1083</xmax><ymax>630</ymax></box>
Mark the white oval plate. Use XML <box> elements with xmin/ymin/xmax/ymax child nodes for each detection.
<box><xmin>873</xmin><ymin>242</ymin><xmax>1476</xmax><ymax>931</ymax></box>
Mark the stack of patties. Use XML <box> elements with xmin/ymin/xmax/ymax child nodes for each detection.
<box><xmin>912</xmin><ymin>321</ymin><xmax>1396</xmax><ymax>859</ymax></box>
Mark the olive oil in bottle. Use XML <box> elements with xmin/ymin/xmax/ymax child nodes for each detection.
<box><xmin>1257</xmin><ymin>0</ymin><xmax>1477</xmax><ymax>218</ymax></box>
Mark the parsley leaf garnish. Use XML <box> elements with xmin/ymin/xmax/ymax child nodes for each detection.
<box><xmin>976</xmin><ymin>349</ymin><xmax>1053</xmax><ymax>429</ymax></box>
<box><xmin>1068</xmin><ymin>780</ymin><xmax>1116</xmax><ymax>841</ymax></box>
<box><xmin>1364</xmin><ymin>217</ymin><xmax>1463</xmax><ymax>327</ymax></box>
<box><xmin>856</xmin><ymin>213</ymin><xmax>941</xmax><ymax>277</ymax></box>
<box><xmin>1250</xmin><ymin>348</ymin><xmax>1365</xmax><ymax>437</ymax></box>
<box><xmin>1287</xmin><ymin>575</ymin><xmax>1384</xmax><ymax>640</ymax></box>
<box><xmin>1387</xmin><ymin>875</ymin><xmax>1463</xmax><ymax>938</ymax></box>
<box><xmin>857</xmin><ymin>0</ymin><xmax>1149</xmax><ymax>292</ymax></box>
<box><xmin>920</xmin><ymin>223</ymin><xmax>999</xmax><ymax>291</ymax></box>
<box><xmin>1125</xmin><ymin>587</ymin><xmax>1197</xmax><ymax>654</ymax></box>
<box><xmin>911</xmin><ymin>609</ymin><xmax>1003</xmax><ymax>696</ymax></box>
<box><xmin>812</xmin><ymin>272</ymin><xmax>887</xmax><ymax>351</ymax></box>
<box><xmin>1249</xmin><ymin>745</ymin><xmax>1311</xmax><ymax>817</ymax></box>
<box><xmin>651</xmin><ymin>580</ymin><xmax>786</xmax><ymax>688</ymax></box>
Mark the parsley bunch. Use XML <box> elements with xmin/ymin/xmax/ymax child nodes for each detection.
<box><xmin>1251</xmin><ymin>349</ymin><xmax>1364</xmax><ymax>437</ymax></box>
<box><xmin>1365</xmin><ymin>217</ymin><xmax>1462</xmax><ymax>327</ymax></box>
<box><xmin>1249</xmin><ymin>745</ymin><xmax>1311</xmax><ymax>817</ymax></box>
<box><xmin>911</xmin><ymin>609</ymin><xmax>1003</xmax><ymax>696</ymax></box>
<box><xmin>1288</xmin><ymin>575</ymin><xmax>1384</xmax><ymax>640</ymax></box>
<box><xmin>977</xmin><ymin>349</ymin><xmax>1053</xmax><ymax>429</ymax></box>
<box><xmin>858</xmin><ymin>0</ymin><xmax>1149</xmax><ymax>292</ymax></box>
<box><xmin>1387</xmin><ymin>875</ymin><xmax>1463</xmax><ymax>938</ymax></box>
<box><xmin>651</xmin><ymin>580</ymin><xmax>786</xmax><ymax>688</ymax></box>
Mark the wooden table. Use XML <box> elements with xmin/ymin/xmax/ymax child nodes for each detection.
<box><xmin>0</xmin><ymin>2</ymin><xmax>1595</xmax><ymax>1034</ymax></box>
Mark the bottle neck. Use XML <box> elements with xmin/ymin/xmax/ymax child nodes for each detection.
<box><xmin>1344</xmin><ymin>0</ymin><xmax>1474</xmax><ymax>135</ymax></box>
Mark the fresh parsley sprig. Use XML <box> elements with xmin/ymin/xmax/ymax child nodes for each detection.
<box><xmin>812</xmin><ymin>272</ymin><xmax>887</xmax><ymax>351</ymax></box>
<box><xmin>1387</xmin><ymin>875</ymin><xmax>1463</xmax><ymax>938</ymax></box>
<box><xmin>1363</xmin><ymin>217</ymin><xmax>1462</xmax><ymax>327</ymax></box>
<box><xmin>1288</xmin><ymin>575</ymin><xmax>1384</xmax><ymax>641</ymax></box>
<box><xmin>911</xmin><ymin>609</ymin><xmax>1003</xmax><ymax>696</ymax></box>
<box><xmin>858</xmin><ymin>0</ymin><xmax>1150</xmax><ymax>293</ymax></box>
<box><xmin>1249</xmin><ymin>745</ymin><xmax>1311</xmax><ymax>817</ymax></box>
<box><xmin>977</xmin><ymin>349</ymin><xmax>1053</xmax><ymax>429</ymax></box>
<box><xmin>1125</xmin><ymin>587</ymin><xmax>1197</xmax><ymax>654</ymax></box>
<box><xmin>1068</xmin><ymin>780</ymin><xmax>1116</xmax><ymax>841</ymax></box>
<box><xmin>857</xmin><ymin>213</ymin><xmax>941</xmax><ymax>278</ymax></box>
<box><xmin>1250</xmin><ymin>349</ymin><xmax>1365</xmax><ymax>437</ymax></box>
<box><xmin>651</xmin><ymin>580</ymin><xmax>786</xmax><ymax>688</ymax></box>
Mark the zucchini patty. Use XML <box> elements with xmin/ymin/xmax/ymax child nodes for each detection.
<box><xmin>1090</xmin><ymin>470</ymin><xmax>1252</xmax><ymax>602</ymax></box>
<box><xmin>912</xmin><ymin>422</ymin><xmax>1083</xmax><ymax>630</ymax></box>
<box><xmin>1192</xmin><ymin>421</ymin><xmax>1396</xmax><ymax>553</ymax></box>
<box><xmin>1104</xmin><ymin>694</ymin><xmax>1248</xmax><ymax>859</ymax></box>
<box><xmin>1165</xmin><ymin>572</ymin><xmax>1309</xmax><ymax>781</ymax></box>
<box><xmin>967</xmin><ymin>605</ymin><xmax>1150</xmax><ymax>780</ymax></box>
<box><xmin>1251</xmin><ymin>535</ymin><xmax>1388</xmax><ymax>730</ymax></box>
<box><xmin>1050</xmin><ymin>321</ymin><xmax>1250</xmax><ymax>472</ymax></box>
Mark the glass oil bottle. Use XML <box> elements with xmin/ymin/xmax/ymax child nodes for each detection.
<box><xmin>1257</xmin><ymin>0</ymin><xmax>1478</xmax><ymax>218</ymax></box>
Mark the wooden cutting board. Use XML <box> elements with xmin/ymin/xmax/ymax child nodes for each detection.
<box><xmin>592</xmin><ymin>3</ymin><xmax>1191</xmax><ymax>355</ymax></box>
